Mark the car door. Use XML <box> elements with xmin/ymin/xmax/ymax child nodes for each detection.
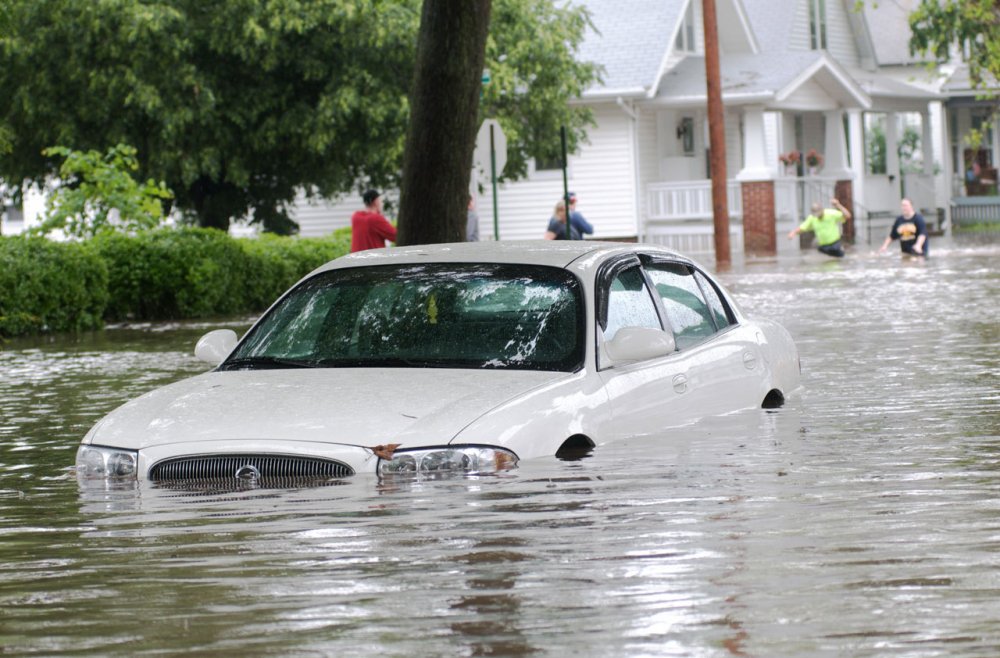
<box><xmin>594</xmin><ymin>257</ymin><xmax>716</xmax><ymax>441</ymax></box>
<box><xmin>642</xmin><ymin>258</ymin><xmax>766</xmax><ymax>413</ymax></box>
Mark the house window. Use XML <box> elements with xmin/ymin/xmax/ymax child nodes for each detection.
<box><xmin>675</xmin><ymin>3</ymin><xmax>696</xmax><ymax>53</ymax></box>
<box><xmin>808</xmin><ymin>0</ymin><xmax>827</xmax><ymax>50</ymax></box>
<box><xmin>534</xmin><ymin>155</ymin><xmax>562</xmax><ymax>172</ymax></box>
<box><xmin>679</xmin><ymin>117</ymin><xmax>695</xmax><ymax>155</ymax></box>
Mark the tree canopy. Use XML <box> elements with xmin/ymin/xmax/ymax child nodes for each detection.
<box><xmin>0</xmin><ymin>0</ymin><xmax>599</xmax><ymax>234</ymax></box>
<box><xmin>909</xmin><ymin>0</ymin><xmax>1000</xmax><ymax>90</ymax></box>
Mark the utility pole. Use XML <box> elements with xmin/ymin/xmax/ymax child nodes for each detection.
<box><xmin>702</xmin><ymin>0</ymin><xmax>731</xmax><ymax>268</ymax></box>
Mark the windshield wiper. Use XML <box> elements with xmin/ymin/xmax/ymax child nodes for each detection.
<box><xmin>219</xmin><ymin>356</ymin><xmax>319</xmax><ymax>371</ymax></box>
<box><xmin>314</xmin><ymin>356</ymin><xmax>451</xmax><ymax>368</ymax></box>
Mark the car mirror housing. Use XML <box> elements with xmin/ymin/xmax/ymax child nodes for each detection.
<box><xmin>604</xmin><ymin>326</ymin><xmax>676</xmax><ymax>365</ymax></box>
<box><xmin>195</xmin><ymin>329</ymin><xmax>238</xmax><ymax>366</ymax></box>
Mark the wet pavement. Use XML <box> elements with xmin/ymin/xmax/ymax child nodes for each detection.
<box><xmin>1</xmin><ymin>235</ymin><xmax>998</xmax><ymax>657</ymax></box>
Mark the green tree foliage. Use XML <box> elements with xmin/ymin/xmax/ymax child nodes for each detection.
<box><xmin>37</xmin><ymin>144</ymin><xmax>173</xmax><ymax>238</ymax></box>
<box><xmin>482</xmin><ymin>0</ymin><xmax>599</xmax><ymax>180</ymax></box>
<box><xmin>0</xmin><ymin>0</ymin><xmax>599</xmax><ymax>234</ymax></box>
<box><xmin>909</xmin><ymin>1</ymin><xmax>1000</xmax><ymax>90</ymax></box>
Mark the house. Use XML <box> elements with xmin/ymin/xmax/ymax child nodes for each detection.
<box><xmin>461</xmin><ymin>0</ymin><xmax>953</xmax><ymax>258</ymax></box>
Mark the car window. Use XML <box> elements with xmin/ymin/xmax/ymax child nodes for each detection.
<box><xmin>693</xmin><ymin>270</ymin><xmax>733</xmax><ymax>331</ymax></box>
<box><xmin>224</xmin><ymin>264</ymin><xmax>584</xmax><ymax>372</ymax></box>
<box><xmin>603</xmin><ymin>266</ymin><xmax>661</xmax><ymax>341</ymax></box>
<box><xmin>644</xmin><ymin>262</ymin><xmax>717</xmax><ymax>349</ymax></box>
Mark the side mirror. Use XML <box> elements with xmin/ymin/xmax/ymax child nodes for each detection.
<box><xmin>605</xmin><ymin>326</ymin><xmax>676</xmax><ymax>365</ymax></box>
<box><xmin>194</xmin><ymin>329</ymin><xmax>238</xmax><ymax>366</ymax></box>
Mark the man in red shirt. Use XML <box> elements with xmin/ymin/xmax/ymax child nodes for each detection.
<box><xmin>350</xmin><ymin>190</ymin><xmax>397</xmax><ymax>252</ymax></box>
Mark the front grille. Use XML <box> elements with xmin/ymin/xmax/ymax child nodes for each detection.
<box><xmin>148</xmin><ymin>454</ymin><xmax>355</xmax><ymax>482</ymax></box>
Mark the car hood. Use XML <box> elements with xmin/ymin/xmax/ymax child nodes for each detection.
<box><xmin>87</xmin><ymin>368</ymin><xmax>569</xmax><ymax>451</ymax></box>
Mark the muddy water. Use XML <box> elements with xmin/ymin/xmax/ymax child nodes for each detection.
<box><xmin>1</xmin><ymin>236</ymin><xmax>998</xmax><ymax>657</ymax></box>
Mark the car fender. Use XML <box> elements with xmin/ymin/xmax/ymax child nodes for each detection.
<box><xmin>449</xmin><ymin>369</ymin><xmax>612</xmax><ymax>460</ymax></box>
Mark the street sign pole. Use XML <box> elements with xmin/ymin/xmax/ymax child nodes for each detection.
<box><xmin>490</xmin><ymin>124</ymin><xmax>499</xmax><ymax>241</ymax></box>
<box><xmin>561</xmin><ymin>126</ymin><xmax>571</xmax><ymax>240</ymax></box>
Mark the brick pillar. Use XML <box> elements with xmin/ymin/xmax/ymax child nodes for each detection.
<box><xmin>741</xmin><ymin>180</ymin><xmax>776</xmax><ymax>256</ymax></box>
<box><xmin>834</xmin><ymin>179</ymin><xmax>855</xmax><ymax>244</ymax></box>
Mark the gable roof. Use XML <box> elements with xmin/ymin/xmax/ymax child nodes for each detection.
<box><xmin>739</xmin><ymin>0</ymin><xmax>797</xmax><ymax>55</ymax></box>
<box><xmin>860</xmin><ymin>0</ymin><xmax>926</xmax><ymax>66</ymax></box>
<box><xmin>576</xmin><ymin>0</ymin><xmax>689</xmax><ymax>98</ymax></box>
<box><xmin>650</xmin><ymin>51</ymin><xmax>872</xmax><ymax>109</ymax></box>
<box><xmin>577</xmin><ymin>0</ymin><xmax>757</xmax><ymax>99</ymax></box>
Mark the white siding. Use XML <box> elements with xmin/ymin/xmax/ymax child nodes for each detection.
<box><xmin>802</xmin><ymin>112</ymin><xmax>825</xmax><ymax>157</ymax></box>
<box><xmin>825</xmin><ymin>0</ymin><xmax>859</xmax><ymax>67</ymax></box>
<box><xmin>789</xmin><ymin>0</ymin><xmax>859</xmax><ymax>66</ymax></box>
<box><xmin>637</xmin><ymin>107</ymin><xmax>661</xmax><ymax>231</ymax></box>
<box><xmin>289</xmin><ymin>190</ymin><xmax>365</xmax><ymax>238</ymax></box>
<box><xmin>482</xmin><ymin>103</ymin><xmax>639</xmax><ymax>240</ymax></box>
<box><xmin>782</xmin><ymin>78</ymin><xmax>840</xmax><ymax>111</ymax></box>
<box><xmin>291</xmin><ymin>107</ymin><xmax>639</xmax><ymax>241</ymax></box>
<box><xmin>789</xmin><ymin>0</ymin><xmax>812</xmax><ymax>51</ymax></box>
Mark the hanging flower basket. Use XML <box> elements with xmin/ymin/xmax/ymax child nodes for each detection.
<box><xmin>805</xmin><ymin>149</ymin><xmax>823</xmax><ymax>174</ymax></box>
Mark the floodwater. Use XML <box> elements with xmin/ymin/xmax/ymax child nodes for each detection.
<box><xmin>1</xmin><ymin>236</ymin><xmax>998</xmax><ymax>657</ymax></box>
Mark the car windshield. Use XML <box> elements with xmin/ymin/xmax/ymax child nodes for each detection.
<box><xmin>222</xmin><ymin>263</ymin><xmax>585</xmax><ymax>372</ymax></box>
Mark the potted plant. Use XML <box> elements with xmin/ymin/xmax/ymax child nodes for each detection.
<box><xmin>805</xmin><ymin>149</ymin><xmax>823</xmax><ymax>174</ymax></box>
<box><xmin>779</xmin><ymin>151</ymin><xmax>800</xmax><ymax>176</ymax></box>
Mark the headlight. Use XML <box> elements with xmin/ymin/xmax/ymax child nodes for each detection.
<box><xmin>377</xmin><ymin>445</ymin><xmax>518</xmax><ymax>476</ymax></box>
<box><xmin>76</xmin><ymin>445</ymin><xmax>139</xmax><ymax>480</ymax></box>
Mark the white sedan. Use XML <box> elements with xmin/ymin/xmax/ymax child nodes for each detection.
<box><xmin>76</xmin><ymin>241</ymin><xmax>800</xmax><ymax>483</ymax></box>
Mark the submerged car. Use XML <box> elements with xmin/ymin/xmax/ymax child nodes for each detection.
<box><xmin>76</xmin><ymin>241</ymin><xmax>799</xmax><ymax>484</ymax></box>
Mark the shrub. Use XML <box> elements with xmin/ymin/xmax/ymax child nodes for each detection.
<box><xmin>1</xmin><ymin>227</ymin><xmax>352</xmax><ymax>335</ymax></box>
<box><xmin>93</xmin><ymin>227</ymin><xmax>352</xmax><ymax>321</ymax></box>
<box><xmin>238</xmin><ymin>228</ymin><xmax>351</xmax><ymax>309</ymax></box>
<box><xmin>92</xmin><ymin>227</ymin><xmax>255</xmax><ymax>320</ymax></box>
<box><xmin>0</xmin><ymin>236</ymin><xmax>108</xmax><ymax>336</ymax></box>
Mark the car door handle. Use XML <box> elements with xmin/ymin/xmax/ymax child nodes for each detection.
<box><xmin>742</xmin><ymin>350</ymin><xmax>757</xmax><ymax>370</ymax></box>
<box><xmin>672</xmin><ymin>373</ymin><xmax>688</xmax><ymax>394</ymax></box>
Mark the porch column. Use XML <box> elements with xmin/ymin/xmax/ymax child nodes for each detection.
<box><xmin>886</xmin><ymin>111</ymin><xmax>900</xmax><ymax>197</ymax></box>
<box><xmin>922</xmin><ymin>110</ymin><xmax>934</xmax><ymax>177</ymax></box>
<box><xmin>848</xmin><ymin>109</ymin><xmax>866</xmax><ymax>216</ymax></box>
<box><xmin>825</xmin><ymin>109</ymin><xmax>854</xmax><ymax>242</ymax></box>
<box><xmin>823</xmin><ymin>110</ymin><xmax>850</xmax><ymax>178</ymax></box>
<box><xmin>929</xmin><ymin>100</ymin><xmax>951</xmax><ymax>230</ymax></box>
<box><xmin>737</xmin><ymin>105</ymin><xmax>777</xmax><ymax>256</ymax></box>
<box><xmin>736</xmin><ymin>106</ymin><xmax>773</xmax><ymax>180</ymax></box>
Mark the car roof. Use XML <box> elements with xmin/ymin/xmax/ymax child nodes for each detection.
<box><xmin>317</xmin><ymin>240</ymin><xmax>693</xmax><ymax>273</ymax></box>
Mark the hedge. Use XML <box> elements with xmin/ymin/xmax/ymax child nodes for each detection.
<box><xmin>0</xmin><ymin>235</ymin><xmax>109</xmax><ymax>336</ymax></box>
<box><xmin>0</xmin><ymin>227</ymin><xmax>352</xmax><ymax>338</ymax></box>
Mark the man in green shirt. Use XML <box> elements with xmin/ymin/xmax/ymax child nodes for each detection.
<box><xmin>787</xmin><ymin>198</ymin><xmax>851</xmax><ymax>258</ymax></box>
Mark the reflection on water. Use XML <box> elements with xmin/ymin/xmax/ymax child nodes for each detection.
<box><xmin>1</xmin><ymin>238</ymin><xmax>998</xmax><ymax>656</ymax></box>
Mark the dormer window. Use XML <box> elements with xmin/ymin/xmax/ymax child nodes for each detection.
<box><xmin>808</xmin><ymin>0</ymin><xmax>827</xmax><ymax>50</ymax></box>
<box><xmin>675</xmin><ymin>3</ymin><xmax>696</xmax><ymax>53</ymax></box>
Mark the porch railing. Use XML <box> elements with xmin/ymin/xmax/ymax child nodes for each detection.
<box><xmin>647</xmin><ymin>177</ymin><xmax>845</xmax><ymax>223</ymax></box>
<box><xmin>647</xmin><ymin>180</ymin><xmax>742</xmax><ymax>221</ymax></box>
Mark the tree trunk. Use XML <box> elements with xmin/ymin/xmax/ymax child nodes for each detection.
<box><xmin>397</xmin><ymin>0</ymin><xmax>492</xmax><ymax>246</ymax></box>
